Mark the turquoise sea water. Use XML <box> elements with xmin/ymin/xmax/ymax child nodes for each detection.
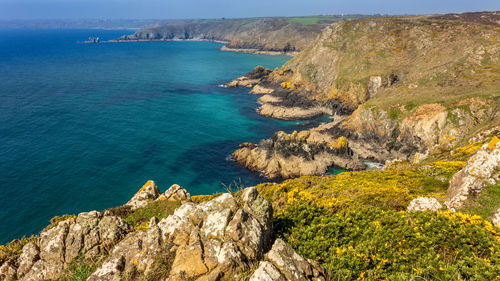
<box><xmin>0</xmin><ymin>29</ymin><xmax>336</xmax><ymax>244</ymax></box>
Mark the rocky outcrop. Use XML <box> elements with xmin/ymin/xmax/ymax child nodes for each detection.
<box><xmin>2</xmin><ymin>183</ymin><xmax>323</xmax><ymax>281</ymax></box>
<box><xmin>157</xmin><ymin>184</ymin><xmax>192</xmax><ymax>202</ymax></box>
<box><xmin>446</xmin><ymin>137</ymin><xmax>500</xmax><ymax>209</ymax></box>
<box><xmin>249</xmin><ymin>239</ymin><xmax>326</xmax><ymax>281</ymax></box>
<box><xmin>407</xmin><ymin>197</ymin><xmax>443</xmax><ymax>212</ymax></box>
<box><xmin>17</xmin><ymin>211</ymin><xmax>130</xmax><ymax>281</ymax></box>
<box><xmin>227</xmin><ymin>66</ymin><xmax>271</xmax><ymax>88</ymax></box>
<box><xmin>233</xmin><ymin>125</ymin><xmax>365</xmax><ymax>179</ymax></box>
<box><xmin>125</xmin><ymin>180</ymin><xmax>160</xmax><ymax>210</ymax></box>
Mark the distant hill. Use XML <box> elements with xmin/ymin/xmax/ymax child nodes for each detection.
<box><xmin>116</xmin><ymin>15</ymin><xmax>380</xmax><ymax>53</ymax></box>
<box><xmin>0</xmin><ymin>19</ymin><xmax>159</xmax><ymax>30</ymax></box>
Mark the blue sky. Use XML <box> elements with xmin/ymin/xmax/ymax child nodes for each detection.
<box><xmin>1</xmin><ymin>0</ymin><xmax>499</xmax><ymax>19</ymax></box>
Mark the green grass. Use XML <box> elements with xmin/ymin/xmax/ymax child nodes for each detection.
<box><xmin>124</xmin><ymin>200</ymin><xmax>180</xmax><ymax>229</ymax></box>
<box><xmin>105</xmin><ymin>199</ymin><xmax>180</xmax><ymax>230</ymax></box>
<box><xmin>287</xmin><ymin>16</ymin><xmax>333</xmax><ymax>25</ymax></box>
<box><xmin>58</xmin><ymin>254</ymin><xmax>104</xmax><ymax>281</ymax></box>
<box><xmin>463</xmin><ymin>182</ymin><xmax>500</xmax><ymax>221</ymax></box>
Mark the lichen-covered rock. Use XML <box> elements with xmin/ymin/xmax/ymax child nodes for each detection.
<box><xmin>157</xmin><ymin>184</ymin><xmax>191</xmax><ymax>202</ymax></box>
<box><xmin>446</xmin><ymin>139</ymin><xmax>500</xmax><ymax>209</ymax></box>
<box><xmin>249</xmin><ymin>261</ymin><xmax>286</xmax><ymax>281</ymax></box>
<box><xmin>16</xmin><ymin>242</ymin><xmax>39</xmax><ymax>278</ymax></box>
<box><xmin>89</xmin><ymin>187</ymin><xmax>273</xmax><ymax>281</ymax></box>
<box><xmin>407</xmin><ymin>197</ymin><xmax>443</xmax><ymax>212</ymax></box>
<box><xmin>126</xmin><ymin>180</ymin><xmax>160</xmax><ymax>210</ymax></box>
<box><xmin>0</xmin><ymin>262</ymin><xmax>17</xmax><ymax>281</ymax></box>
<box><xmin>492</xmin><ymin>208</ymin><xmax>500</xmax><ymax>228</ymax></box>
<box><xmin>249</xmin><ymin>239</ymin><xmax>326</xmax><ymax>281</ymax></box>
<box><xmin>19</xmin><ymin>212</ymin><xmax>129</xmax><ymax>281</ymax></box>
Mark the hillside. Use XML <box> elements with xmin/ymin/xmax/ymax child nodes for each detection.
<box><xmin>115</xmin><ymin>15</ymin><xmax>376</xmax><ymax>53</ymax></box>
<box><xmin>232</xmin><ymin>11</ymin><xmax>500</xmax><ymax>179</ymax></box>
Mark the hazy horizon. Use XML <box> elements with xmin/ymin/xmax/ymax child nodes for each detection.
<box><xmin>1</xmin><ymin>0</ymin><xmax>499</xmax><ymax>20</ymax></box>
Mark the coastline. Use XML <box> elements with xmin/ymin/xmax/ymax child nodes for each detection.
<box><xmin>80</xmin><ymin>38</ymin><xmax>297</xmax><ymax>56</ymax></box>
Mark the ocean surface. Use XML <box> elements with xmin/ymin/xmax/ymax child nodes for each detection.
<box><xmin>0</xmin><ymin>29</ymin><xmax>336</xmax><ymax>244</ymax></box>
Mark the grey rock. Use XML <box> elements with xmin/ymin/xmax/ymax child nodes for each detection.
<box><xmin>16</xmin><ymin>242</ymin><xmax>39</xmax><ymax>278</ymax></box>
<box><xmin>446</xmin><ymin>141</ymin><xmax>500</xmax><ymax>209</ymax></box>
<box><xmin>125</xmin><ymin>180</ymin><xmax>160</xmax><ymax>210</ymax></box>
<box><xmin>158</xmin><ymin>184</ymin><xmax>192</xmax><ymax>202</ymax></box>
<box><xmin>0</xmin><ymin>262</ymin><xmax>17</xmax><ymax>281</ymax></box>
<box><xmin>407</xmin><ymin>197</ymin><xmax>443</xmax><ymax>212</ymax></box>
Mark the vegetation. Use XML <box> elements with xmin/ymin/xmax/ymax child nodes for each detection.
<box><xmin>274</xmin><ymin>203</ymin><xmax>500</xmax><ymax>280</ymax></box>
<box><xmin>122</xmin><ymin>200</ymin><xmax>180</xmax><ymax>230</ymax></box>
<box><xmin>256</xmin><ymin>147</ymin><xmax>500</xmax><ymax>280</ymax></box>
<box><xmin>58</xmin><ymin>254</ymin><xmax>105</xmax><ymax>281</ymax></box>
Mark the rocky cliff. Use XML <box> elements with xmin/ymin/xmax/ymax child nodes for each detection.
<box><xmin>115</xmin><ymin>16</ymin><xmax>374</xmax><ymax>53</ymax></box>
<box><xmin>231</xmin><ymin>12</ymin><xmax>500</xmax><ymax>178</ymax></box>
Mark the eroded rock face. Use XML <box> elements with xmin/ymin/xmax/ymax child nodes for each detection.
<box><xmin>227</xmin><ymin>66</ymin><xmax>271</xmax><ymax>88</ymax></box>
<box><xmin>5</xmin><ymin>183</ymin><xmax>325</xmax><ymax>281</ymax></box>
<box><xmin>89</xmin><ymin>187</ymin><xmax>274</xmax><ymax>281</ymax></box>
<box><xmin>249</xmin><ymin>239</ymin><xmax>326</xmax><ymax>281</ymax></box>
<box><xmin>18</xmin><ymin>212</ymin><xmax>129</xmax><ymax>281</ymax></box>
<box><xmin>407</xmin><ymin>197</ymin><xmax>443</xmax><ymax>212</ymax></box>
<box><xmin>232</xmin><ymin>126</ymin><xmax>364</xmax><ymax>179</ymax></box>
<box><xmin>125</xmin><ymin>180</ymin><xmax>160</xmax><ymax>210</ymax></box>
<box><xmin>445</xmin><ymin>139</ymin><xmax>500</xmax><ymax>209</ymax></box>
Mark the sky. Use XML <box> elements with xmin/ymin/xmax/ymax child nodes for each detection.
<box><xmin>0</xmin><ymin>0</ymin><xmax>499</xmax><ymax>20</ymax></box>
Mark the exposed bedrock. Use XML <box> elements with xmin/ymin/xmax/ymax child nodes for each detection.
<box><xmin>2</xmin><ymin>182</ymin><xmax>325</xmax><ymax>281</ymax></box>
<box><xmin>232</xmin><ymin>120</ymin><xmax>367</xmax><ymax>179</ymax></box>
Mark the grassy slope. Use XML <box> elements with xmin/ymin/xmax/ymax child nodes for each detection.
<box><xmin>126</xmin><ymin>15</ymin><xmax>376</xmax><ymax>52</ymax></box>
<box><xmin>272</xmin><ymin>13</ymin><xmax>500</xmax><ymax>116</ymax></box>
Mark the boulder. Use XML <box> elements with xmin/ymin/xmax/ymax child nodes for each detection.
<box><xmin>407</xmin><ymin>197</ymin><xmax>443</xmax><ymax>212</ymax></box>
<box><xmin>249</xmin><ymin>239</ymin><xmax>326</xmax><ymax>281</ymax></box>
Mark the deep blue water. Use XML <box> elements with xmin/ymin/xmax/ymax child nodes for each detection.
<box><xmin>0</xmin><ymin>29</ymin><xmax>337</xmax><ymax>244</ymax></box>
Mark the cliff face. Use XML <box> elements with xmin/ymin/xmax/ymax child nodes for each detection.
<box><xmin>232</xmin><ymin>12</ymin><xmax>500</xmax><ymax>178</ymax></box>
<box><xmin>116</xmin><ymin>16</ymin><xmax>374</xmax><ymax>53</ymax></box>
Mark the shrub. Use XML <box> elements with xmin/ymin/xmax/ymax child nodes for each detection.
<box><xmin>275</xmin><ymin>203</ymin><xmax>500</xmax><ymax>280</ymax></box>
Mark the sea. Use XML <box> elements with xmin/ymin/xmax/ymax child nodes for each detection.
<box><xmin>0</xmin><ymin>29</ymin><xmax>337</xmax><ymax>244</ymax></box>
